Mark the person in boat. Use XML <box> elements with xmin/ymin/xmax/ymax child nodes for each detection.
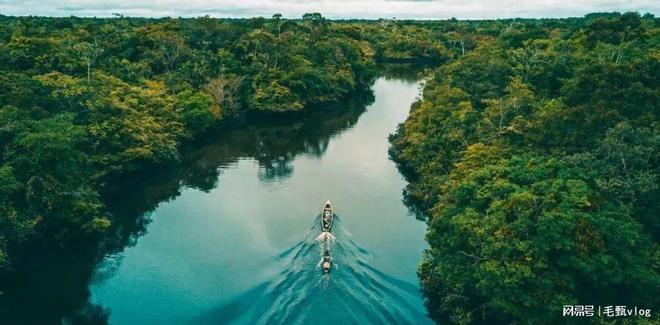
<box><xmin>322</xmin><ymin>251</ymin><xmax>332</xmax><ymax>273</ymax></box>
<box><xmin>323</xmin><ymin>209</ymin><xmax>332</xmax><ymax>229</ymax></box>
<box><xmin>320</xmin><ymin>210</ymin><xmax>330</xmax><ymax>229</ymax></box>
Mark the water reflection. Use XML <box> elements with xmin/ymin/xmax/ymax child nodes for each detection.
<box><xmin>0</xmin><ymin>86</ymin><xmax>375</xmax><ymax>324</ymax></box>
<box><xmin>0</xmin><ymin>238</ymin><xmax>111</xmax><ymax>324</ymax></box>
<box><xmin>377</xmin><ymin>63</ymin><xmax>434</xmax><ymax>83</ymax></box>
<box><xmin>190</xmin><ymin>89</ymin><xmax>373</xmax><ymax>183</ymax></box>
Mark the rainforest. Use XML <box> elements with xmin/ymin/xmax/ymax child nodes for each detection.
<box><xmin>0</xmin><ymin>11</ymin><xmax>658</xmax><ymax>324</ymax></box>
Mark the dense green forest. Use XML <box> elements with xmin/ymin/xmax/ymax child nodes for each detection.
<box><xmin>0</xmin><ymin>11</ymin><xmax>658</xmax><ymax>324</ymax></box>
<box><xmin>390</xmin><ymin>12</ymin><xmax>659</xmax><ymax>323</ymax></box>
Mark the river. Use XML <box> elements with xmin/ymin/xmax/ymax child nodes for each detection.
<box><xmin>81</xmin><ymin>75</ymin><xmax>431</xmax><ymax>324</ymax></box>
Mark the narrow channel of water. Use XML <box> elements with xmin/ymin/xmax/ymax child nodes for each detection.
<box><xmin>90</xmin><ymin>76</ymin><xmax>432</xmax><ymax>324</ymax></box>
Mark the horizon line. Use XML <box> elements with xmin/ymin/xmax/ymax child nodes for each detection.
<box><xmin>0</xmin><ymin>10</ymin><xmax>656</xmax><ymax>21</ymax></box>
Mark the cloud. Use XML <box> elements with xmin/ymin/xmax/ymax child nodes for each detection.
<box><xmin>0</xmin><ymin>0</ymin><xmax>657</xmax><ymax>19</ymax></box>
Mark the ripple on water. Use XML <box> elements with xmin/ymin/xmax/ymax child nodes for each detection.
<box><xmin>191</xmin><ymin>214</ymin><xmax>431</xmax><ymax>325</ymax></box>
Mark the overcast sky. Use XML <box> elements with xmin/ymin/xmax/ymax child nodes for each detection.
<box><xmin>0</xmin><ymin>0</ymin><xmax>657</xmax><ymax>19</ymax></box>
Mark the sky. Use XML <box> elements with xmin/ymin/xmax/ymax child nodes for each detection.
<box><xmin>0</xmin><ymin>0</ymin><xmax>657</xmax><ymax>19</ymax></box>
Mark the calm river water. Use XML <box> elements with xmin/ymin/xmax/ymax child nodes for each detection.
<box><xmin>88</xmin><ymin>76</ymin><xmax>432</xmax><ymax>324</ymax></box>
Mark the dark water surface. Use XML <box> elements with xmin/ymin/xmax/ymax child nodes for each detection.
<box><xmin>3</xmin><ymin>75</ymin><xmax>431</xmax><ymax>324</ymax></box>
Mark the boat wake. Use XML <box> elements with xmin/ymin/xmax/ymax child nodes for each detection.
<box><xmin>193</xmin><ymin>215</ymin><xmax>430</xmax><ymax>325</ymax></box>
<box><xmin>315</xmin><ymin>231</ymin><xmax>336</xmax><ymax>242</ymax></box>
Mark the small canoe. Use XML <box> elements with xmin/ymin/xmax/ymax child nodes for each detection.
<box><xmin>321</xmin><ymin>200</ymin><xmax>333</xmax><ymax>232</ymax></box>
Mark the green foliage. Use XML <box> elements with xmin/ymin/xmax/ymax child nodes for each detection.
<box><xmin>420</xmin><ymin>155</ymin><xmax>657</xmax><ymax>323</ymax></box>
<box><xmin>35</xmin><ymin>71</ymin><xmax>90</xmax><ymax>112</ymax></box>
<box><xmin>14</xmin><ymin>113</ymin><xmax>86</xmax><ymax>178</ymax></box>
<box><xmin>175</xmin><ymin>89</ymin><xmax>219</xmax><ymax>136</ymax></box>
<box><xmin>361</xmin><ymin>21</ymin><xmax>451</xmax><ymax>63</ymax></box>
<box><xmin>250</xmin><ymin>79</ymin><xmax>304</xmax><ymax>112</ymax></box>
<box><xmin>86</xmin><ymin>77</ymin><xmax>184</xmax><ymax>174</ymax></box>
<box><xmin>0</xmin><ymin>166</ymin><xmax>19</xmax><ymax>198</ymax></box>
<box><xmin>390</xmin><ymin>12</ymin><xmax>660</xmax><ymax>323</ymax></box>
